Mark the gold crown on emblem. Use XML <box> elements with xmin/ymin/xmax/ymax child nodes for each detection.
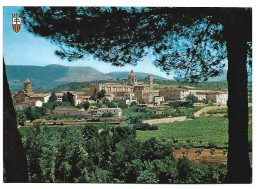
<box><xmin>12</xmin><ymin>14</ymin><xmax>20</xmax><ymax>18</ymax></box>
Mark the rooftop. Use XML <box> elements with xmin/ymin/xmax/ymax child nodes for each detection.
<box><xmin>30</xmin><ymin>93</ymin><xmax>50</xmax><ymax>97</ymax></box>
<box><xmin>23</xmin><ymin>99</ymin><xmax>41</xmax><ymax>104</ymax></box>
<box><xmin>97</xmin><ymin>108</ymin><xmax>121</xmax><ymax>110</ymax></box>
<box><xmin>160</xmin><ymin>88</ymin><xmax>187</xmax><ymax>92</ymax></box>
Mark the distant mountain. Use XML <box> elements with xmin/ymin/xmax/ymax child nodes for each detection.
<box><xmin>6</xmin><ymin>64</ymin><xmax>112</xmax><ymax>89</ymax></box>
<box><xmin>208</xmin><ymin>70</ymin><xmax>227</xmax><ymax>82</ymax></box>
<box><xmin>208</xmin><ymin>69</ymin><xmax>252</xmax><ymax>82</ymax></box>
<box><xmin>107</xmin><ymin>71</ymin><xmax>168</xmax><ymax>80</ymax></box>
<box><xmin>5</xmin><ymin>64</ymin><xmax>169</xmax><ymax>89</ymax></box>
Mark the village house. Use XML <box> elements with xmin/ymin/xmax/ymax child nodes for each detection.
<box><xmin>159</xmin><ymin>87</ymin><xmax>228</xmax><ymax>105</ymax></box>
<box><xmin>97</xmin><ymin>108</ymin><xmax>122</xmax><ymax>117</ymax></box>
<box><xmin>14</xmin><ymin>103</ymin><xmax>29</xmax><ymax>110</ymax></box>
<box><xmin>52</xmin><ymin>106</ymin><xmax>89</xmax><ymax>116</ymax></box>
<box><xmin>206</xmin><ymin>91</ymin><xmax>228</xmax><ymax>105</ymax></box>
<box><xmin>154</xmin><ymin>96</ymin><xmax>165</xmax><ymax>105</ymax></box>
<box><xmin>159</xmin><ymin>88</ymin><xmax>189</xmax><ymax>101</ymax></box>
<box><xmin>30</xmin><ymin>93</ymin><xmax>50</xmax><ymax>103</ymax></box>
<box><xmin>15</xmin><ymin>99</ymin><xmax>43</xmax><ymax>110</ymax></box>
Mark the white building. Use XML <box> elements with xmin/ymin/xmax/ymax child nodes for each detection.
<box><xmin>154</xmin><ymin>96</ymin><xmax>165</xmax><ymax>105</ymax></box>
<box><xmin>206</xmin><ymin>91</ymin><xmax>228</xmax><ymax>105</ymax></box>
<box><xmin>15</xmin><ymin>99</ymin><xmax>43</xmax><ymax>110</ymax></box>
<box><xmin>55</xmin><ymin>93</ymin><xmax>64</xmax><ymax>102</ymax></box>
<box><xmin>30</xmin><ymin>93</ymin><xmax>50</xmax><ymax>103</ymax></box>
<box><xmin>14</xmin><ymin>104</ymin><xmax>29</xmax><ymax>110</ymax></box>
<box><xmin>97</xmin><ymin>108</ymin><xmax>122</xmax><ymax>117</ymax></box>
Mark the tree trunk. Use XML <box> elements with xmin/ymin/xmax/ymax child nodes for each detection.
<box><xmin>223</xmin><ymin>11</ymin><xmax>252</xmax><ymax>183</ymax></box>
<box><xmin>3</xmin><ymin>61</ymin><xmax>29</xmax><ymax>182</ymax></box>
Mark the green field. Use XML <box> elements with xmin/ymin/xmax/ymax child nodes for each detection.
<box><xmin>137</xmin><ymin>117</ymin><xmax>252</xmax><ymax>148</ymax></box>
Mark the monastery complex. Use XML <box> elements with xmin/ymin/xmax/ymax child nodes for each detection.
<box><xmin>12</xmin><ymin>70</ymin><xmax>228</xmax><ymax>116</ymax></box>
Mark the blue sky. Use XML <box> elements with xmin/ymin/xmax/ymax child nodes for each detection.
<box><xmin>3</xmin><ymin>6</ymin><xmax>173</xmax><ymax>79</ymax></box>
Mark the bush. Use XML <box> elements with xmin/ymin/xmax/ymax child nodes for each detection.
<box><xmin>168</xmin><ymin>101</ymin><xmax>193</xmax><ymax>109</ymax></box>
<box><xmin>106</xmin><ymin>101</ymin><xmax>117</xmax><ymax>108</ymax></box>
<box><xmin>195</xmin><ymin>148</ymin><xmax>203</xmax><ymax>156</ymax></box>
<box><xmin>16</xmin><ymin>110</ymin><xmax>27</xmax><ymax>126</ymax></box>
<box><xmin>130</xmin><ymin>101</ymin><xmax>137</xmax><ymax>107</ymax></box>
<box><xmin>118</xmin><ymin>103</ymin><xmax>128</xmax><ymax>109</ymax></box>
<box><xmin>133</xmin><ymin>123</ymin><xmax>159</xmax><ymax>131</ymax></box>
<box><xmin>129</xmin><ymin>116</ymin><xmax>142</xmax><ymax>124</ymax></box>
<box><xmin>101</xmin><ymin>112</ymin><xmax>113</xmax><ymax>117</ymax></box>
<box><xmin>210</xmin><ymin>148</ymin><xmax>215</xmax><ymax>155</ymax></box>
<box><xmin>89</xmin><ymin>117</ymin><xmax>101</xmax><ymax>122</ymax></box>
<box><xmin>185</xmin><ymin>94</ymin><xmax>198</xmax><ymax>104</ymax></box>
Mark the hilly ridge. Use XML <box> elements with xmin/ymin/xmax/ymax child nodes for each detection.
<box><xmin>6</xmin><ymin>64</ymin><xmax>112</xmax><ymax>89</ymax></box>
<box><xmin>6</xmin><ymin>64</ymin><xmax>169</xmax><ymax>89</ymax></box>
<box><xmin>107</xmin><ymin>71</ymin><xmax>167</xmax><ymax>80</ymax></box>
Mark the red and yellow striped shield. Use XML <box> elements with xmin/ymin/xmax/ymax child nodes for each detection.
<box><xmin>12</xmin><ymin>14</ymin><xmax>21</xmax><ymax>33</ymax></box>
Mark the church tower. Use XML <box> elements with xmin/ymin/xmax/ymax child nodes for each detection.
<box><xmin>128</xmin><ymin>70</ymin><xmax>137</xmax><ymax>86</ymax></box>
<box><xmin>147</xmin><ymin>75</ymin><xmax>153</xmax><ymax>90</ymax></box>
<box><xmin>24</xmin><ymin>78</ymin><xmax>33</xmax><ymax>95</ymax></box>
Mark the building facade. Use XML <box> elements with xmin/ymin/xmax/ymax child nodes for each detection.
<box><xmin>97</xmin><ymin>108</ymin><xmax>122</xmax><ymax>117</ymax></box>
<box><xmin>159</xmin><ymin>88</ymin><xmax>188</xmax><ymax>101</ymax></box>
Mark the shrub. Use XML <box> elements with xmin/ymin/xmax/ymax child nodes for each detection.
<box><xmin>118</xmin><ymin>103</ymin><xmax>128</xmax><ymax>109</ymax></box>
<box><xmin>106</xmin><ymin>101</ymin><xmax>117</xmax><ymax>108</ymax></box>
<box><xmin>195</xmin><ymin>148</ymin><xmax>203</xmax><ymax>156</ymax></box>
<box><xmin>101</xmin><ymin>112</ymin><xmax>113</xmax><ymax>117</ymax></box>
<box><xmin>210</xmin><ymin>148</ymin><xmax>215</xmax><ymax>155</ymax></box>
<box><xmin>16</xmin><ymin>110</ymin><xmax>27</xmax><ymax>126</ymax></box>
<box><xmin>185</xmin><ymin>94</ymin><xmax>198</xmax><ymax>104</ymax></box>
<box><xmin>130</xmin><ymin>101</ymin><xmax>137</xmax><ymax>107</ymax></box>
<box><xmin>133</xmin><ymin>123</ymin><xmax>158</xmax><ymax>131</ymax></box>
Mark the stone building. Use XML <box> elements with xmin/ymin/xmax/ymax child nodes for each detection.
<box><xmin>97</xmin><ymin>108</ymin><xmax>122</xmax><ymax>117</ymax></box>
<box><xmin>128</xmin><ymin>70</ymin><xmax>137</xmax><ymax>86</ymax></box>
<box><xmin>14</xmin><ymin>99</ymin><xmax>43</xmax><ymax>110</ymax></box>
<box><xmin>30</xmin><ymin>93</ymin><xmax>50</xmax><ymax>103</ymax></box>
<box><xmin>90</xmin><ymin>83</ymin><xmax>134</xmax><ymax>96</ymax></box>
<box><xmin>13</xmin><ymin>79</ymin><xmax>34</xmax><ymax>105</ymax></box>
<box><xmin>154</xmin><ymin>96</ymin><xmax>164</xmax><ymax>105</ymax></box>
<box><xmin>159</xmin><ymin>87</ymin><xmax>228</xmax><ymax>105</ymax></box>
<box><xmin>159</xmin><ymin>88</ymin><xmax>189</xmax><ymax>101</ymax></box>
<box><xmin>206</xmin><ymin>91</ymin><xmax>228</xmax><ymax>105</ymax></box>
<box><xmin>13</xmin><ymin>90</ymin><xmax>31</xmax><ymax>105</ymax></box>
<box><xmin>52</xmin><ymin>106</ymin><xmax>89</xmax><ymax>116</ymax></box>
<box><xmin>90</xmin><ymin>70</ymin><xmax>163</xmax><ymax>105</ymax></box>
<box><xmin>135</xmin><ymin>90</ymin><xmax>159</xmax><ymax>104</ymax></box>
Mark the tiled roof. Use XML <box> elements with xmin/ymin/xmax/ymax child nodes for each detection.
<box><xmin>98</xmin><ymin>108</ymin><xmax>121</xmax><ymax>110</ymax></box>
<box><xmin>30</xmin><ymin>93</ymin><xmax>50</xmax><ymax>97</ymax></box>
<box><xmin>160</xmin><ymin>88</ymin><xmax>186</xmax><ymax>92</ymax></box>
<box><xmin>23</xmin><ymin>99</ymin><xmax>41</xmax><ymax>104</ymax></box>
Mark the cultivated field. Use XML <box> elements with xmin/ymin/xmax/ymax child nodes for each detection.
<box><xmin>137</xmin><ymin>117</ymin><xmax>252</xmax><ymax>148</ymax></box>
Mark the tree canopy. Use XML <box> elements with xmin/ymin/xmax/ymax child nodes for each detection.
<box><xmin>21</xmin><ymin>7</ymin><xmax>251</xmax><ymax>82</ymax></box>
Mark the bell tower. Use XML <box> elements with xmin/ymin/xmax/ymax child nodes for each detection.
<box><xmin>147</xmin><ymin>75</ymin><xmax>153</xmax><ymax>90</ymax></box>
<box><xmin>24</xmin><ymin>78</ymin><xmax>33</xmax><ymax>95</ymax></box>
<box><xmin>128</xmin><ymin>70</ymin><xmax>137</xmax><ymax>86</ymax></box>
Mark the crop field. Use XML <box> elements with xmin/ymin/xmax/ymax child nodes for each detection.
<box><xmin>137</xmin><ymin>117</ymin><xmax>252</xmax><ymax>148</ymax></box>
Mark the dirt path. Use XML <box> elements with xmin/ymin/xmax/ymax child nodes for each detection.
<box><xmin>143</xmin><ymin>116</ymin><xmax>187</xmax><ymax>125</ymax></box>
<box><xmin>194</xmin><ymin>105</ymin><xmax>227</xmax><ymax>118</ymax></box>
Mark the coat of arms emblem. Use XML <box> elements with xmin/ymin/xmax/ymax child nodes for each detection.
<box><xmin>12</xmin><ymin>14</ymin><xmax>21</xmax><ymax>33</ymax></box>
